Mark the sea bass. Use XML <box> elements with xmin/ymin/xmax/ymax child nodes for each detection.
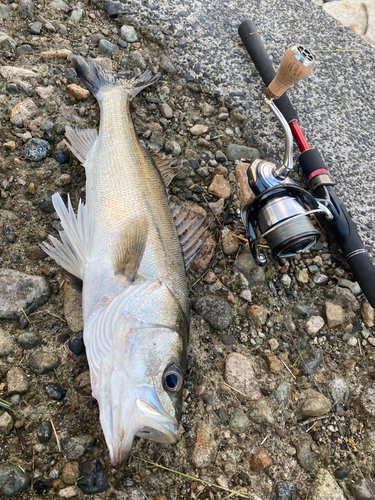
<box><xmin>42</xmin><ymin>57</ymin><xmax>205</xmax><ymax>466</ymax></box>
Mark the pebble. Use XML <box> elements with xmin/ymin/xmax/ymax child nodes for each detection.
<box><xmin>328</xmin><ymin>377</ymin><xmax>350</xmax><ymax>404</ymax></box>
<box><xmin>347</xmin><ymin>336</ymin><xmax>357</xmax><ymax>346</ymax></box>
<box><xmin>361</xmin><ymin>381</ymin><xmax>375</xmax><ymax>416</ymax></box>
<box><xmin>280</xmin><ymin>274</ymin><xmax>291</xmax><ymax>287</ymax></box>
<box><xmin>248</xmin><ymin>398</ymin><xmax>275</xmax><ymax>425</ymax></box>
<box><xmin>29</xmin><ymin>351</ymin><xmax>60</xmax><ymax>375</ymax></box>
<box><xmin>299</xmin><ymin>348</ymin><xmax>323</xmax><ymax>375</ymax></box>
<box><xmin>59</xmin><ymin>486</ymin><xmax>78</xmax><ymax>498</ymax></box>
<box><xmin>0</xmin><ymin>4</ymin><xmax>10</xmax><ymax>19</ymax></box>
<box><xmin>235</xmin><ymin>161</ymin><xmax>253</xmax><ymax>205</ymax></box>
<box><xmin>305</xmin><ymin>315</ymin><xmax>325</xmax><ymax>335</ymax></box>
<box><xmin>224</xmin><ymin>353</ymin><xmax>262</xmax><ymax>400</ymax></box>
<box><xmin>52</xmin><ymin>151</ymin><xmax>70</xmax><ymax>164</ymax></box>
<box><xmin>308</xmin><ymin>469</ymin><xmax>346</xmax><ymax>500</ymax></box>
<box><xmin>10</xmin><ymin>98</ymin><xmax>38</xmax><ymax>127</ymax></box>
<box><xmin>239</xmin><ymin>290</ymin><xmax>252</xmax><ymax>303</ymax></box>
<box><xmin>249</xmin><ymin>448</ymin><xmax>272</xmax><ymax>472</ymax></box>
<box><xmin>0</xmin><ymin>411</ymin><xmax>13</xmax><ymax>434</ymax></box>
<box><xmin>66</xmin><ymin>84</ymin><xmax>90</xmax><ymax>101</ymax></box>
<box><xmin>221</xmin><ymin>228</ymin><xmax>239</xmax><ymax>255</ymax></box>
<box><xmin>190</xmin><ymin>124</ymin><xmax>208</xmax><ymax>136</ymax></box>
<box><xmin>49</xmin><ymin>0</ymin><xmax>69</xmax><ymax>11</ymax></box>
<box><xmin>268</xmin><ymin>338</ymin><xmax>279</xmax><ymax>350</ymax></box>
<box><xmin>164</xmin><ymin>141</ymin><xmax>181</xmax><ymax>156</ymax></box>
<box><xmin>361</xmin><ymin>302</ymin><xmax>374</xmax><ymax>327</ymax></box>
<box><xmin>325</xmin><ymin>302</ymin><xmax>344</xmax><ymax>328</ymax></box>
<box><xmin>265</xmin><ymin>353</ymin><xmax>284</xmax><ymax>373</ymax></box>
<box><xmin>0</xmin><ymin>66</ymin><xmax>37</xmax><ymax>80</ymax></box>
<box><xmin>193</xmin><ymin>295</ymin><xmax>232</xmax><ymax>330</ymax></box>
<box><xmin>295</xmin><ymin>269</ymin><xmax>309</xmax><ymax>283</ymax></box>
<box><xmin>38</xmin><ymin>421</ymin><xmax>53</xmax><ymax>443</ymax></box>
<box><xmin>271</xmin><ymin>381</ymin><xmax>290</xmax><ymax>412</ymax></box>
<box><xmin>45</xmin><ymin>383</ymin><xmax>67</xmax><ymax>401</ymax></box>
<box><xmin>98</xmin><ymin>39</ymin><xmax>119</xmax><ymax>57</ymax></box>
<box><xmin>234</xmin><ymin>252</ymin><xmax>265</xmax><ymax>287</ymax></box>
<box><xmin>68</xmin><ymin>332</ymin><xmax>85</xmax><ymax>355</ymax></box>
<box><xmin>61</xmin><ymin>435</ymin><xmax>95</xmax><ymax>460</ymax></box>
<box><xmin>229</xmin><ymin>408</ymin><xmax>250</xmax><ymax>434</ymax></box>
<box><xmin>55</xmin><ymin>174</ymin><xmax>72</xmax><ymax>187</ymax></box>
<box><xmin>18</xmin><ymin>0</ymin><xmax>34</xmax><ymax>18</ymax></box>
<box><xmin>0</xmin><ymin>269</ymin><xmax>50</xmax><ymax>319</ymax></box>
<box><xmin>208</xmin><ymin>174</ymin><xmax>231</xmax><ymax>199</ymax></box>
<box><xmin>225</xmin><ymin>144</ymin><xmax>259</xmax><ymax>162</ymax></box>
<box><xmin>295</xmin><ymin>438</ymin><xmax>314</xmax><ymax>471</ymax></box>
<box><xmin>17</xmin><ymin>331</ymin><xmax>42</xmax><ymax>349</ymax></box>
<box><xmin>7</xmin><ymin>367</ymin><xmax>29</xmax><ymax>393</ymax></box>
<box><xmin>247</xmin><ymin>304</ymin><xmax>268</xmax><ymax>326</ymax></box>
<box><xmin>338</xmin><ymin>278</ymin><xmax>361</xmax><ymax>296</ymax></box>
<box><xmin>0</xmin><ymin>328</ymin><xmax>15</xmax><ymax>357</ymax></box>
<box><xmin>299</xmin><ymin>388</ymin><xmax>331</xmax><ymax>417</ymax></box>
<box><xmin>30</xmin><ymin>21</ymin><xmax>42</xmax><ymax>34</ymax></box>
<box><xmin>293</xmin><ymin>304</ymin><xmax>312</xmax><ymax>317</ymax></box>
<box><xmin>40</xmin><ymin>49</ymin><xmax>72</xmax><ymax>59</ymax></box>
<box><xmin>33</xmin><ymin>478</ymin><xmax>52</xmax><ymax>494</ymax></box>
<box><xmin>159</xmin><ymin>102</ymin><xmax>173</xmax><ymax>118</ymax></box>
<box><xmin>77</xmin><ymin>460</ymin><xmax>108</xmax><ymax>494</ymax></box>
<box><xmin>350</xmin><ymin>477</ymin><xmax>375</xmax><ymax>499</ymax></box>
<box><xmin>63</xmin><ymin>282</ymin><xmax>83</xmax><ymax>333</ymax></box>
<box><xmin>71</xmin><ymin>8</ymin><xmax>83</xmax><ymax>23</ymax></box>
<box><xmin>61</xmin><ymin>462</ymin><xmax>79</xmax><ymax>485</ymax></box>
<box><xmin>0</xmin><ymin>464</ymin><xmax>30</xmax><ymax>496</ymax></box>
<box><xmin>36</xmin><ymin>86</ymin><xmax>55</xmax><ymax>99</ymax></box>
<box><xmin>159</xmin><ymin>54</ymin><xmax>177</xmax><ymax>74</ymax></box>
<box><xmin>4</xmin><ymin>224</ymin><xmax>15</xmax><ymax>243</ymax></box>
<box><xmin>334</xmin><ymin>465</ymin><xmax>351</xmax><ymax>479</ymax></box>
<box><xmin>275</xmin><ymin>481</ymin><xmax>297</xmax><ymax>500</ymax></box>
<box><xmin>121</xmin><ymin>25</ymin><xmax>138</xmax><ymax>42</ymax></box>
<box><xmin>25</xmin><ymin>138</ymin><xmax>51</xmax><ymax>161</ymax></box>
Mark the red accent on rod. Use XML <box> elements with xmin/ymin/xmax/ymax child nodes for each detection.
<box><xmin>288</xmin><ymin>120</ymin><xmax>310</xmax><ymax>152</ymax></box>
<box><xmin>307</xmin><ymin>168</ymin><xmax>328</xmax><ymax>182</ymax></box>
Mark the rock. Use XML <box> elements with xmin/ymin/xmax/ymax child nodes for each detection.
<box><xmin>61</xmin><ymin>462</ymin><xmax>79</xmax><ymax>485</ymax></box>
<box><xmin>265</xmin><ymin>353</ymin><xmax>284</xmax><ymax>373</ymax></box>
<box><xmin>224</xmin><ymin>353</ymin><xmax>262</xmax><ymax>400</ymax></box>
<box><xmin>334</xmin><ymin>465</ymin><xmax>351</xmax><ymax>479</ymax></box>
<box><xmin>61</xmin><ymin>435</ymin><xmax>95</xmax><ymax>460</ymax></box>
<box><xmin>361</xmin><ymin>302</ymin><xmax>374</xmax><ymax>327</ymax></box>
<box><xmin>190</xmin><ymin>124</ymin><xmax>208</xmax><ymax>136</ymax></box>
<box><xmin>49</xmin><ymin>0</ymin><xmax>70</xmax><ymax>12</ymax></box>
<box><xmin>0</xmin><ymin>412</ymin><xmax>13</xmax><ymax>435</ymax></box>
<box><xmin>25</xmin><ymin>138</ymin><xmax>51</xmax><ymax>161</ymax></box>
<box><xmin>240</xmin><ymin>290</ymin><xmax>252</xmax><ymax>303</ymax></box>
<box><xmin>1</xmin><ymin>66</ymin><xmax>37</xmax><ymax>80</ymax></box>
<box><xmin>159</xmin><ymin>54</ymin><xmax>176</xmax><ymax>74</ymax></box>
<box><xmin>328</xmin><ymin>377</ymin><xmax>350</xmax><ymax>405</ymax></box>
<box><xmin>208</xmin><ymin>174</ymin><xmax>231</xmax><ymax>199</ymax></box>
<box><xmin>305</xmin><ymin>316</ymin><xmax>325</xmax><ymax>335</ymax></box>
<box><xmin>4</xmin><ymin>224</ymin><xmax>15</xmax><ymax>243</ymax></box>
<box><xmin>325</xmin><ymin>302</ymin><xmax>344</xmax><ymax>328</ymax></box>
<box><xmin>271</xmin><ymin>381</ymin><xmax>290</xmax><ymax>412</ymax></box>
<box><xmin>221</xmin><ymin>228</ymin><xmax>239</xmax><ymax>255</ymax></box>
<box><xmin>218</xmin><ymin>112</ymin><xmax>229</xmax><ymax>121</ymax></box>
<box><xmin>215</xmin><ymin>150</ymin><xmax>227</xmax><ymax>163</ymax></box>
<box><xmin>59</xmin><ymin>486</ymin><xmax>78</xmax><ymax>498</ymax></box>
<box><xmin>202</xmin><ymin>102</ymin><xmax>216</xmax><ymax>116</ymax></box>
<box><xmin>120</xmin><ymin>25</ymin><xmax>138</xmax><ymax>42</ymax></box>
<box><xmin>0</xmin><ymin>35</ymin><xmax>16</xmax><ymax>52</ymax></box>
<box><xmin>225</xmin><ymin>145</ymin><xmax>259</xmax><ymax>162</ymax></box>
<box><xmin>159</xmin><ymin>102</ymin><xmax>173</xmax><ymax>118</ymax></box>
<box><xmin>30</xmin><ymin>21</ymin><xmax>42</xmax><ymax>34</ymax></box>
<box><xmin>68</xmin><ymin>332</ymin><xmax>85</xmax><ymax>356</ymax></box>
<box><xmin>35</xmin><ymin>86</ymin><xmax>55</xmax><ymax>100</ymax></box>
<box><xmin>18</xmin><ymin>0</ymin><xmax>34</xmax><ymax>19</ymax></box>
<box><xmin>361</xmin><ymin>381</ymin><xmax>375</xmax><ymax>416</ymax></box>
<box><xmin>299</xmin><ymin>348</ymin><xmax>323</xmax><ymax>375</ymax></box>
<box><xmin>77</xmin><ymin>460</ymin><xmax>108</xmax><ymax>494</ymax></box>
<box><xmin>0</xmin><ymin>464</ymin><xmax>30</xmax><ymax>496</ymax></box>
<box><xmin>40</xmin><ymin>49</ymin><xmax>72</xmax><ymax>59</ymax></box>
<box><xmin>295</xmin><ymin>438</ymin><xmax>314</xmax><ymax>471</ymax></box>
<box><xmin>45</xmin><ymin>383</ymin><xmax>66</xmax><ymax>401</ymax></box>
<box><xmin>249</xmin><ymin>449</ymin><xmax>272</xmax><ymax>472</ymax></box>
<box><xmin>63</xmin><ymin>282</ymin><xmax>83</xmax><ymax>333</ymax></box>
<box><xmin>193</xmin><ymin>295</ymin><xmax>232</xmax><ymax>330</ymax></box>
<box><xmin>52</xmin><ymin>151</ymin><xmax>70</xmax><ymax>164</ymax></box>
<box><xmin>350</xmin><ymin>477</ymin><xmax>375</xmax><ymax>499</ymax></box>
<box><xmin>229</xmin><ymin>408</ymin><xmax>250</xmax><ymax>434</ymax></box>
<box><xmin>191</xmin><ymin>421</ymin><xmax>218</xmax><ymax>468</ymax></box>
<box><xmin>235</xmin><ymin>161</ymin><xmax>253</xmax><ymax>205</ymax></box>
<box><xmin>98</xmin><ymin>39</ymin><xmax>119</xmax><ymax>57</ymax></box>
<box><xmin>0</xmin><ymin>269</ymin><xmax>50</xmax><ymax>319</ymax></box>
<box><xmin>0</xmin><ymin>4</ymin><xmax>10</xmax><ymax>19</ymax></box>
<box><xmin>299</xmin><ymin>388</ymin><xmax>331</xmax><ymax>417</ymax></box>
<box><xmin>275</xmin><ymin>481</ymin><xmax>297</xmax><ymax>500</ymax></box>
<box><xmin>293</xmin><ymin>304</ymin><xmax>312</xmax><ymax>317</ymax></box>
<box><xmin>29</xmin><ymin>351</ymin><xmax>60</xmax><ymax>375</ymax></box>
<box><xmin>38</xmin><ymin>421</ymin><xmax>53</xmax><ymax>443</ymax></box>
<box><xmin>247</xmin><ymin>304</ymin><xmax>268</xmax><ymax>326</ymax></box>
<box><xmin>308</xmin><ymin>469</ymin><xmax>346</xmax><ymax>500</ymax></box>
<box><xmin>71</xmin><ymin>8</ymin><xmax>83</xmax><ymax>23</ymax></box>
<box><xmin>295</xmin><ymin>269</ymin><xmax>309</xmax><ymax>283</ymax></box>
<box><xmin>234</xmin><ymin>252</ymin><xmax>265</xmax><ymax>287</ymax></box>
<box><xmin>66</xmin><ymin>84</ymin><xmax>90</xmax><ymax>101</ymax></box>
<box><xmin>0</xmin><ymin>329</ymin><xmax>15</xmax><ymax>357</ymax></box>
<box><xmin>17</xmin><ymin>331</ymin><xmax>42</xmax><ymax>349</ymax></box>
<box><xmin>268</xmin><ymin>338</ymin><xmax>279</xmax><ymax>351</ymax></box>
<box><xmin>248</xmin><ymin>398</ymin><xmax>275</xmax><ymax>425</ymax></box>
<box><xmin>7</xmin><ymin>367</ymin><xmax>29</xmax><ymax>393</ymax></box>
<box><xmin>10</xmin><ymin>98</ymin><xmax>38</xmax><ymax>127</ymax></box>
<box><xmin>33</xmin><ymin>478</ymin><xmax>52</xmax><ymax>494</ymax></box>
<box><xmin>164</xmin><ymin>141</ymin><xmax>181</xmax><ymax>156</ymax></box>
<box><xmin>338</xmin><ymin>278</ymin><xmax>361</xmax><ymax>296</ymax></box>
<box><xmin>73</xmin><ymin>371</ymin><xmax>91</xmax><ymax>395</ymax></box>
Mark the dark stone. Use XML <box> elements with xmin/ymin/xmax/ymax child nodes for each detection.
<box><xmin>299</xmin><ymin>348</ymin><xmax>323</xmax><ymax>376</ymax></box>
<box><xmin>296</xmin><ymin>438</ymin><xmax>314</xmax><ymax>472</ymax></box>
<box><xmin>69</xmin><ymin>332</ymin><xmax>85</xmax><ymax>355</ymax></box>
<box><xmin>98</xmin><ymin>39</ymin><xmax>119</xmax><ymax>57</ymax></box>
<box><xmin>77</xmin><ymin>460</ymin><xmax>109</xmax><ymax>494</ymax></box>
<box><xmin>65</xmin><ymin>68</ymin><xmax>79</xmax><ymax>85</ymax></box>
<box><xmin>275</xmin><ymin>481</ymin><xmax>297</xmax><ymax>500</ymax></box>
<box><xmin>217</xmin><ymin>408</ymin><xmax>228</xmax><ymax>424</ymax></box>
<box><xmin>221</xmin><ymin>334</ymin><xmax>235</xmax><ymax>345</ymax></box>
<box><xmin>37</xmin><ymin>421</ymin><xmax>53</xmax><ymax>443</ymax></box>
<box><xmin>24</xmin><ymin>139</ymin><xmax>51</xmax><ymax>161</ymax></box>
<box><xmin>0</xmin><ymin>464</ymin><xmax>30</xmax><ymax>496</ymax></box>
<box><xmin>30</xmin><ymin>22</ymin><xmax>42</xmax><ymax>35</ymax></box>
<box><xmin>188</xmin><ymin>159</ymin><xmax>199</xmax><ymax>170</ymax></box>
<box><xmin>16</xmin><ymin>45</ymin><xmax>32</xmax><ymax>56</ymax></box>
<box><xmin>6</xmin><ymin>83</ymin><xmax>19</xmax><ymax>94</ymax></box>
<box><xmin>25</xmin><ymin>246</ymin><xmax>47</xmax><ymax>261</ymax></box>
<box><xmin>193</xmin><ymin>295</ymin><xmax>232</xmax><ymax>330</ymax></box>
<box><xmin>17</xmin><ymin>331</ymin><xmax>42</xmax><ymax>349</ymax></box>
<box><xmin>33</xmin><ymin>478</ymin><xmax>52</xmax><ymax>494</ymax></box>
<box><xmin>29</xmin><ymin>351</ymin><xmax>59</xmax><ymax>375</ymax></box>
<box><xmin>4</xmin><ymin>224</ymin><xmax>15</xmax><ymax>243</ymax></box>
<box><xmin>117</xmin><ymin>39</ymin><xmax>127</xmax><ymax>48</ymax></box>
<box><xmin>39</xmin><ymin>199</ymin><xmax>55</xmax><ymax>213</ymax></box>
<box><xmin>292</xmin><ymin>305</ymin><xmax>312</xmax><ymax>317</ymax></box>
<box><xmin>45</xmin><ymin>383</ymin><xmax>67</xmax><ymax>401</ymax></box>
<box><xmin>41</xmin><ymin>120</ymin><xmax>54</xmax><ymax>134</ymax></box>
<box><xmin>334</xmin><ymin>465</ymin><xmax>351</xmax><ymax>479</ymax></box>
<box><xmin>52</xmin><ymin>151</ymin><xmax>70</xmax><ymax>164</ymax></box>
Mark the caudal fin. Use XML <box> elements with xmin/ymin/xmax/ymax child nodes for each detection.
<box><xmin>71</xmin><ymin>56</ymin><xmax>161</xmax><ymax>100</ymax></box>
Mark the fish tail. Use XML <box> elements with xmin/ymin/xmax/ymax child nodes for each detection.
<box><xmin>71</xmin><ymin>56</ymin><xmax>161</xmax><ymax>100</ymax></box>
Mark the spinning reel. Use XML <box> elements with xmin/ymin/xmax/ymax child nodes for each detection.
<box><xmin>240</xmin><ymin>46</ymin><xmax>336</xmax><ymax>266</ymax></box>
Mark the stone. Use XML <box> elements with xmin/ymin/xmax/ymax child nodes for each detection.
<box><xmin>328</xmin><ymin>377</ymin><xmax>350</xmax><ymax>405</ymax></box>
<box><xmin>308</xmin><ymin>469</ymin><xmax>346</xmax><ymax>500</ymax></box>
<box><xmin>18</xmin><ymin>0</ymin><xmax>34</xmax><ymax>19</ymax></box>
<box><xmin>218</xmin><ymin>112</ymin><xmax>229</xmax><ymax>121</ymax></box>
<box><xmin>190</xmin><ymin>124</ymin><xmax>208</xmax><ymax>136</ymax></box>
<box><xmin>247</xmin><ymin>304</ymin><xmax>268</xmax><ymax>326</ymax></box>
<box><xmin>7</xmin><ymin>367</ymin><xmax>29</xmax><ymax>393</ymax></box>
<box><xmin>271</xmin><ymin>381</ymin><xmax>290</xmax><ymax>412</ymax></box>
<box><xmin>68</xmin><ymin>332</ymin><xmax>85</xmax><ymax>356</ymax></box>
<box><xmin>59</xmin><ymin>486</ymin><xmax>78</xmax><ymax>498</ymax></box>
<box><xmin>249</xmin><ymin>449</ymin><xmax>272</xmax><ymax>472</ymax></box>
<box><xmin>63</xmin><ymin>282</ymin><xmax>83</xmax><ymax>333</ymax></box>
<box><xmin>350</xmin><ymin>477</ymin><xmax>375</xmax><ymax>500</ymax></box>
<box><xmin>208</xmin><ymin>174</ymin><xmax>231</xmax><ymax>199</ymax></box>
<box><xmin>193</xmin><ymin>296</ymin><xmax>232</xmax><ymax>330</ymax></box>
<box><xmin>25</xmin><ymin>139</ymin><xmax>51</xmax><ymax>161</ymax></box>
<box><xmin>338</xmin><ymin>278</ymin><xmax>361</xmax><ymax>296</ymax></box>
<box><xmin>61</xmin><ymin>435</ymin><xmax>95</xmax><ymax>460</ymax></box>
<box><xmin>224</xmin><ymin>353</ymin><xmax>262</xmax><ymax>400</ymax></box>
<box><xmin>61</xmin><ymin>462</ymin><xmax>79</xmax><ymax>485</ymax></box>
<box><xmin>248</xmin><ymin>398</ymin><xmax>275</xmax><ymax>425</ymax></box>
<box><xmin>0</xmin><ymin>66</ymin><xmax>37</xmax><ymax>80</ymax></box>
<box><xmin>0</xmin><ymin>464</ymin><xmax>30</xmax><ymax>496</ymax></box>
<box><xmin>40</xmin><ymin>49</ymin><xmax>72</xmax><ymax>59</ymax></box>
<box><xmin>0</xmin><ymin>4</ymin><xmax>10</xmax><ymax>19</ymax></box>
<box><xmin>268</xmin><ymin>338</ymin><xmax>279</xmax><ymax>350</ymax></box>
<box><xmin>326</xmin><ymin>302</ymin><xmax>344</xmax><ymax>328</ymax></box>
<box><xmin>235</xmin><ymin>161</ymin><xmax>253</xmax><ymax>205</ymax></box>
<box><xmin>29</xmin><ymin>351</ymin><xmax>60</xmax><ymax>375</ymax></box>
<box><xmin>299</xmin><ymin>348</ymin><xmax>323</xmax><ymax>375</ymax></box>
<box><xmin>33</xmin><ymin>478</ymin><xmax>52</xmax><ymax>494</ymax></box>
<box><xmin>0</xmin><ymin>35</ymin><xmax>16</xmax><ymax>52</ymax></box>
<box><xmin>225</xmin><ymin>144</ymin><xmax>259</xmax><ymax>162</ymax></box>
<box><xmin>45</xmin><ymin>383</ymin><xmax>66</xmax><ymax>401</ymax></box>
<box><xmin>164</xmin><ymin>141</ymin><xmax>181</xmax><ymax>156</ymax></box>
<box><xmin>0</xmin><ymin>329</ymin><xmax>15</xmax><ymax>357</ymax></box>
<box><xmin>234</xmin><ymin>252</ymin><xmax>265</xmax><ymax>287</ymax></box>
<box><xmin>299</xmin><ymin>388</ymin><xmax>331</xmax><ymax>417</ymax></box>
<box><xmin>0</xmin><ymin>269</ymin><xmax>50</xmax><ymax>319</ymax></box>
<box><xmin>305</xmin><ymin>315</ymin><xmax>325</xmax><ymax>335</ymax></box>
<box><xmin>191</xmin><ymin>421</ymin><xmax>218</xmax><ymax>468</ymax></box>
<box><xmin>36</xmin><ymin>86</ymin><xmax>55</xmax><ymax>99</ymax></box>
<box><xmin>275</xmin><ymin>481</ymin><xmax>297</xmax><ymax>500</ymax></box>
<box><xmin>71</xmin><ymin>8</ymin><xmax>83</xmax><ymax>23</ymax></box>
<box><xmin>295</xmin><ymin>269</ymin><xmax>309</xmax><ymax>283</ymax></box>
<box><xmin>120</xmin><ymin>25</ymin><xmax>138</xmax><ymax>42</ymax></box>
<box><xmin>66</xmin><ymin>84</ymin><xmax>90</xmax><ymax>101</ymax></box>
<box><xmin>221</xmin><ymin>228</ymin><xmax>239</xmax><ymax>255</ymax></box>
<box><xmin>159</xmin><ymin>54</ymin><xmax>177</xmax><ymax>74</ymax></box>
<box><xmin>30</xmin><ymin>21</ymin><xmax>42</xmax><ymax>34</ymax></box>
<box><xmin>17</xmin><ymin>331</ymin><xmax>42</xmax><ymax>349</ymax></box>
<box><xmin>49</xmin><ymin>0</ymin><xmax>69</xmax><ymax>12</ymax></box>
<box><xmin>10</xmin><ymin>98</ymin><xmax>38</xmax><ymax>127</ymax></box>
<box><xmin>293</xmin><ymin>304</ymin><xmax>312</xmax><ymax>317</ymax></box>
<box><xmin>229</xmin><ymin>408</ymin><xmax>250</xmax><ymax>434</ymax></box>
<box><xmin>98</xmin><ymin>39</ymin><xmax>119</xmax><ymax>57</ymax></box>
<box><xmin>361</xmin><ymin>381</ymin><xmax>375</xmax><ymax>416</ymax></box>
<box><xmin>265</xmin><ymin>353</ymin><xmax>283</xmax><ymax>374</ymax></box>
<box><xmin>334</xmin><ymin>465</ymin><xmax>351</xmax><ymax>479</ymax></box>
<box><xmin>361</xmin><ymin>302</ymin><xmax>374</xmax><ymax>327</ymax></box>
<box><xmin>159</xmin><ymin>102</ymin><xmax>173</xmax><ymax>118</ymax></box>
<box><xmin>202</xmin><ymin>102</ymin><xmax>216</xmax><ymax>116</ymax></box>
<box><xmin>73</xmin><ymin>371</ymin><xmax>91</xmax><ymax>395</ymax></box>
<box><xmin>240</xmin><ymin>290</ymin><xmax>252</xmax><ymax>303</ymax></box>
<box><xmin>0</xmin><ymin>412</ymin><xmax>13</xmax><ymax>434</ymax></box>
<box><xmin>38</xmin><ymin>421</ymin><xmax>53</xmax><ymax>443</ymax></box>
<box><xmin>295</xmin><ymin>438</ymin><xmax>314</xmax><ymax>471</ymax></box>
<box><xmin>77</xmin><ymin>460</ymin><xmax>108</xmax><ymax>494</ymax></box>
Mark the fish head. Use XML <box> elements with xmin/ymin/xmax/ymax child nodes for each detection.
<box><xmin>93</xmin><ymin>315</ymin><xmax>187</xmax><ymax>468</ymax></box>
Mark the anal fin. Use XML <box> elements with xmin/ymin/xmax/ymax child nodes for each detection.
<box><xmin>151</xmin><ymin>152</ymin><xmax>178</xmax><ymax>187</ymax></box>
<box><xmin>64</xmin><ymin>126</ymin><xmax>98</xmax><ymax>165</ymax></box>
<box><xmin>114</xmin><ymin>219</ymin><xmax>149</xmax><ymax>280</ymax></box>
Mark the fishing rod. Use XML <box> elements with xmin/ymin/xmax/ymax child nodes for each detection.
<box><xmin>237</xmin><ymin>18</ymin><xmax>375</xmax><ymax>308</ymax></box>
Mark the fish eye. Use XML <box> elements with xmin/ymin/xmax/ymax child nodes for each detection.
<box><xmin>163</xmin><ymin>365</ymin><xmax>184</xmax><ymax>392</ymax></box>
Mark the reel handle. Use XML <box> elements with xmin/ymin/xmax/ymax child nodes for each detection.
<box><xmin>267</xmin><ymin>46</ymin><xmax>315</xmax><ymax>100</ymax></box>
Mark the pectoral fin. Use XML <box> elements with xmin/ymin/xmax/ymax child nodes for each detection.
<box><xmin>113</xmin><ymin>219</ymin><xmax>148</xmax><ymax>280</ymax></box>
<box><xmin>64</xmin><ymin>126</ymin><xmax>98</xmax><ymax>165</ymax></box>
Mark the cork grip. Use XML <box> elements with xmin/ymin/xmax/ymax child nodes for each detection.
<box><xmin>267</xmin><ymin>46</ymin><xmax>315</xmax><ymax>100</ymax></box>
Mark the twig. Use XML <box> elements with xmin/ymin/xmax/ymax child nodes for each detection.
<box><xmin>0</xmin><ymin>398</ymin><xmax>13</xmax><ymax>412</ymax></box>
<box><xmin>222</xmin><ymin>487</ymin><xmax>248</xmax><ymax>500</ymax></box>
<box><xmin>362</xmin><ymin>2</ymin><xmax>369</xmax><ymax>35</ymax></box>
<box><xmin>288</xmin><ymin>410</ymin><xmax>352</xmax><ymax>431</ymax></box>
<box><xmin>30</xmin><ymin>310</ymin><xmax>66</xmax><ymax>323</ymax></box>
<box><xmin>20</xmin><ymin>308</ymin><xmax>30</xmax><ymax>324</ymax></box>
<box><xmin>231</xmin><ymin>233</ymin><xmax>248</xmax><ymax>243</ymax></box>
<box><xmin>50</xmin><ymin>418</ymin><xmax>65</xmax><ymax>456</ymax></box>
<box><xmin>202</xmin><ymin>194</ymin><xmax>221</xmax><ymax>226</ymax></box>
<box><xmin>133</xmin><ymin>457</ymin><xmax>251</xmax><ymax>498</ymax></box>
<box><xmin>191</xmin><ymin>268</ymin><xmax>212</xmax><ymax>288</ymax></box>
<box><xmin>260</xmin><ymin>433</ymin><xmax>269</xmax><ymax>445</ymax></box>
<box><xmin>315</xmin><ymin>49</ymin><xmax>361</xmax><ymax>53</ymax></box>
<box><xmin>306</xmin><ymin>421</ymin><xmax>318</xmax><ymax>433</ymax></box>
<box><xmin>222</xmin><ymin>382</ymin><xmax>248</xmax><ymax>398</ymax></box>
<box><xmin>280</xmin><ymin>358</ymin><xmax>296</xmax><ymax>380</ymax></box>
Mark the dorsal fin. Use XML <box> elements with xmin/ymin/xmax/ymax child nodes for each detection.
<box><xmin>113</xmin><ymin>218</ymin><xmax>148</xmax><ymax>280</ymax></box>
<box><xmin>64</xmin><ymin>126</ymin><xmax>98</xmax><ymax>165</ymax></box>
<box><xmin>151</xmin><ymin>152</ymin><xmax>178</xmax><ymax>187</ymax></box>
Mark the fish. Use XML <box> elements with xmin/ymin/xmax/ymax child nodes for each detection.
<box><xmin>42</xmin><ymin>57</ymin><xmax>206</xmax><ymax>467</ymax></box>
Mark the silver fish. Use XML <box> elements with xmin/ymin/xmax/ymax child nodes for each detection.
<box><xmin>42</xmin><ymin>57</ymin><xmax>205</xmax><ymax>466</ymax></box>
